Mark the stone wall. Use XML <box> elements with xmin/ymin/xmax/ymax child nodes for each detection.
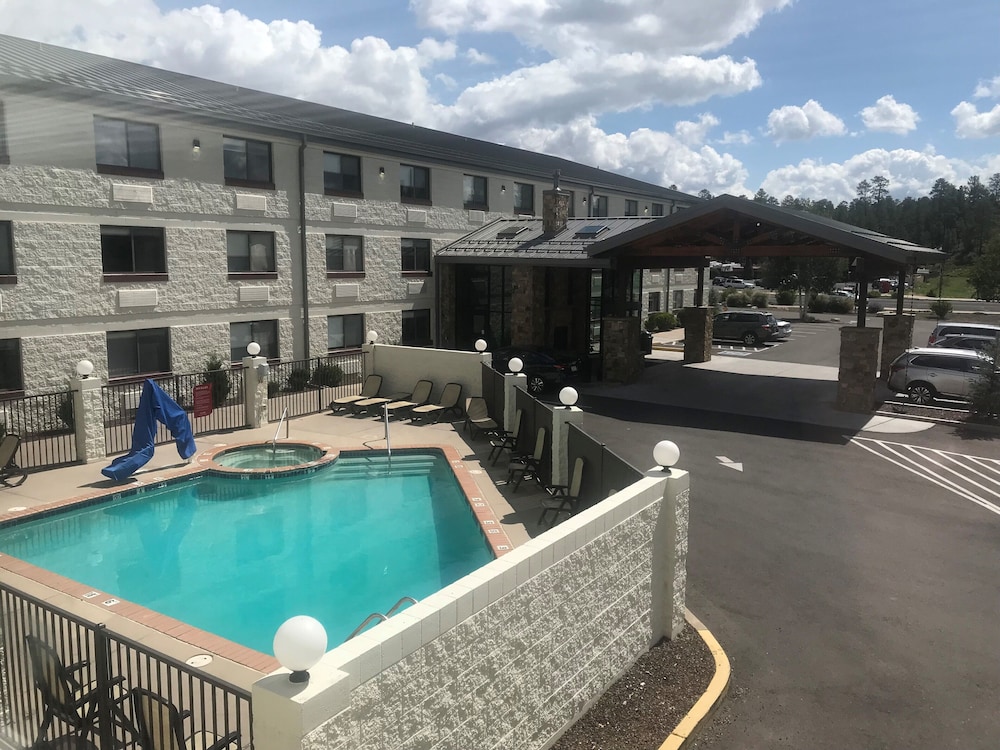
<box><xmin>601</xmin><ymin>317</ymin><xmax>643</xmax><ymax>383</ymax></box>
<box><xmin>879</xmin><ymin>314</ymin><xmax>914</xmax><ymax>380</ymax></box>
<box><xmin>511</xmin><ymin>266</ymin><xmax>545</xmax><ymax>347</ymax></box>
<box><xmin>682</xmin><ymin>307</ymin><xmax>713</xmax><ymax>364</ymax></box>
<box><xmin>836</xmin><ymin>326</ymin><xmax>881</xmax><ymax>412</ymax></box>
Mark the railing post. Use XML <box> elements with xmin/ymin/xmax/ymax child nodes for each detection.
<box><xmin>93</xmin><ymin>624</ymin><xmax>117</xmax><ymax>750</ymax></box>
<box><xmin>550</xmin><ymin>404</ymin><xmax>583</xmax><ymax>487</ymax></box>
<box><xmin>72</xmin><ymin>374</ymin><xmax>107</xmax><ymax>463</ymax></box>
<box><xmin>502</xmin><ymin>372</ymin><xmax>526</xmax><ymax>433</ymax></box>
<box><xmin>243</xmin><ymin>356</ymin><xmax>270</xmax><ymax>429</ymax></box>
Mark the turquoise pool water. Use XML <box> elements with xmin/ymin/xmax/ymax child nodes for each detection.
<box><xmin>0</xmin><ymin>451</ymin><xmax>494</xmax><ymax>651</ymax></box>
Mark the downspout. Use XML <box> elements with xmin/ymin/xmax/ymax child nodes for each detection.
<box><xmin>298</xmin><ymin>135</ymin><xmax>310</xmax><ymax>357</ymax></box>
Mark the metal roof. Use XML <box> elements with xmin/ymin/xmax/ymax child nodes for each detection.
<box><xmin>0</xmin><ymin>33</ymin><xmax>696</xmax><ymax>201</ymax></box>
<box><xmin>436</xmin><ymin>216</ymin><xmax>655</xmax><ymax>266</ymax></box>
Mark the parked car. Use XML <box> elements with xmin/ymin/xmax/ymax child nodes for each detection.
<box><xmin>930</xmin><ymin>335</ymin><xmax>997</xmax><ymax>352</ymax></box>
<box><xmin>716</xmin><ymin>277</ymin><xmax>755</xmax><ymax>289</ymax></box>
<box><xmin>492</xmin><ymin>347</ymin><xmax>584</xmax><ymax>395</ymax></box>
<box><xmin>886</xmin><ymin>347</ymin><xmax>994</xmax><ymax>405</ymax></box>
<box><xmin>926</xmin><ymin>322</ymin><xmax>1000</xmax><ymax>346</ymax></box>
<box><xmin>773</xmin><ymin>319</ymin><xmax>793</xmax><ymax>339</ymax></box>
<box><xmin>712</xmin><ymin>311</ymin><xmax>786</xmax><ymax>346</ymax></box>
<box><xmin>831</xmin><ymin>289</ymin><xmax>854</xmax><ymax>298</ymax></box>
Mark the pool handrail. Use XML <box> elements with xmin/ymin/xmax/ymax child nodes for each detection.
<box><xmin>346</xmin><ymin>596</ymin><xmax>418</xmax><ymax>640</ymax></box>
<box><xmin>271</xmin><ymin>407</ymin><xmax>289</xmax><ymax>449</ymax></box>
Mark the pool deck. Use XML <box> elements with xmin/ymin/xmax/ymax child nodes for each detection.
<box><xmin>0</xmin><ymin>410</ymin><xmax>555</xmax><ymax>688</ymax></box>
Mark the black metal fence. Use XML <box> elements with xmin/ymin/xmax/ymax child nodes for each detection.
<box><xmin>567</xmin><ymin>422</ymin><xmax>644</xmax><ymax>510</ymax></box>
<box><xmin>0</xmin><ymin>581</ymin><xmax>252</xmax><ymax>750</ymax></box>
<box><xmin>102</xmin><ymin>370</ymin><xmax>247</xmax><ymax>456</ymax></box>
<box><xmin>266</xmin><ymin>352</ymin><xmax>364</xmax><ymax>421</ymax></box>
<box><xmin>0</xmin><ymin>391</ymin><xmax>78</xmax><ymax>470</ymax></box>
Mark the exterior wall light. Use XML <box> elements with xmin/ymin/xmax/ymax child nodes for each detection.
<box><xmin>474</xmin><ymin>338</ymin><xmax>488</xmax><ymax>352</ymax></box>
<box><xmin>76</xmin><ymin>359</ymin><xmax>94</xmax><ymax>379</ymax></box>
<box><xmin>192</xmin><ymin>139</ymin><xmax>201</xmax><ymax>158</ymax></box>
<box><xmin>653</xmin><ymin>440</ymin><xmax>680</xmax><ymax>474</ymax></box>
<box><xmin>379</xmin><ymin>167</ymin><xmax>385</xmax><ymax>180</ymax></box>
<box><xmin>273</xmin><ymin>615</ymin><xmax>327</xmax><ymax>684</ymax></box>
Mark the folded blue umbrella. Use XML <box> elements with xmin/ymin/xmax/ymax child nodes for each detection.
<box><xmin>102</xmin><ymin>379</ymin><xmax>197</xmax><ymax>481</ymax></box>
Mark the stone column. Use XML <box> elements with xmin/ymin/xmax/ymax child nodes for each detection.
<box><xmin>836</xmin><ymin>326</ymin><xmax>881</xmax><ymax>412</ymax></box>
<box><xmin>682</xmin><ymin>307</ymin><xmax>713</xmax><ymax>363</ymax></box>
<box><xmin>880</xmin><ymin>314</ymin><xmax>915</xmax><ymax>380</ymax></box>
<box><xmin>651</xmin><ymin>469</ymin><xmax>690</xmax><ymax>640</ymax></box>
<box><xmin>502</xmin><ymin>372</ymin><xmax>526</xmax><ymax>433</ymax></box>
<box><xmin>72</xmin><ymin>376</ymin><xmax>106</xmax><ymax>463</ymax></box>
<box><xmin>601</xmin><ymin>317</ymin><xmax>643</xmax><ymax>384</ymax></box>
<box><xmin>243</xmin><ymin>356</ymin><xmax>271</xmax><ymax>429</ymax></box>
<box><xmin>511</xmin><ymin>266</ymin><xmax>546</xmax><ymax>347</ymax></box>
<box><xmin>550</xmin><ymin>405</ymin><xmax>583</xmax><ymax>486</ymax></box>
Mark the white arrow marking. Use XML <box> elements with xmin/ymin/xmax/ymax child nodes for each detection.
<box><xmin>716</xmin><ymin>456</ymin><xmax>744</xmax><ymax>472</ymax></box>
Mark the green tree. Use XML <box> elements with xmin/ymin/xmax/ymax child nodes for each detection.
<box><xmin>969</xmin><ymin>235</ymin><xmax>1000</xmax><ymax>301</ymax></box>
<box><xmin>203</xmin><ymin>354</ymin><xmax>232</xmax><ymax>407</ymax></box>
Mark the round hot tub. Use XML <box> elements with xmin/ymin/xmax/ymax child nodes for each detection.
<box><xmin>213</xmin><ymin>443</ymin><xmax>326</xmax><ymax>470</ymax></box>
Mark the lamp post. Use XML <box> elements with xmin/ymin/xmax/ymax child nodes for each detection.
<box><xmin>653</xmin><ymin>440</ymin><xmax>680</xmax><ymax>475</ymax></box>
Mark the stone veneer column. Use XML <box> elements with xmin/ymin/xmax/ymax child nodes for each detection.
<box><xmin>542</xmin><ymin>188</ymin><xmax>570</xmax><ymax>233</ymax></box>
<box><xmin>651</xmin><ymin>468</ymin><xmax>690</xmax><ymax>640</ymax></box>
<box><xmin>549</xmin><ymin>405</ymin><xmax>583</xmax><ymax>487</ymax></box>
<box><xmin>72</xmin><ymin>376</ymin><xmax>106</xmax><ymax>463</ymax></box>
<box><xmin>242</xmin><ymin>355</ymin><xmax>270</xmax><ymax>429</ymax></box>
<box><xmin>511</xmin><ymin>266</ymin><xmax>546</xmax><ymax>347</ymax></box>
<box><xmin>836</xmin><ymin>326</ymin><xmax>881</xmax><ymax>412</ymax></box>
<box><xmin>438</xmin><ymin>264</ymin><xmax>456</xmax><ymax>349</ymax></box>
<box><xmin>682</xmin><ymin>307</ymin><xmax>712</xmax><ymax>363</ymax></box>
<box><xmin>601</xmin><ymin>317</ymin><xmax>643</xmax><ymax>384</ymax></box>
<box><xmin>880</xmin><ymin>314</ymin><xmax>915</xmax><ymax>380</ymax></box>
<box><xmin>502</xmin><ymin>372</ymin><xmax>527</xmax><ymax>433</ymax></box>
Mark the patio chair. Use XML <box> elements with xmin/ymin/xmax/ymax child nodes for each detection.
<box><xmin>329</xmin><ymin>374</ymin><xmax>382</xmax><ymax>412</ymax></box>
<box><xmin>25</xmin><ymin>634</ymin><xmax>127</xmax><ymax>748</ymax></box>
<box><xmin>131</xmin><ymin>687</ymin><xmax>240</xmax><ymax>750</ymax></box>
<box><xmin>384</xmin><ymin>380</ymin><xmax>434</xmax><ymax>417</ymax></box>
<box><xmin>487</xmin><ymin>409</ymin><xmax>523</xmax><ymax>465</ymax></box>
<box><xmin>0</xmin><ymin>433</ymin><xmax>27</xmax><ymax>487</ymax></box>
<box><xmin>463</xmin><ymin>397</ymin><xmax>499</xmax><ymax>439</ymax></box>
<box><xmin>410</xmin><ymin>382</ymin><xmax>463</xmax><ymax>423</ymax></box>
<box><xmin>507</xmin><ymin>426</ymin><xmax>547</xmax><ymax>491</ymax></box>
<box><xmin>539</xmin><ymin>456</ymin><xmax>586</xmax><ymax>527</ymax></box>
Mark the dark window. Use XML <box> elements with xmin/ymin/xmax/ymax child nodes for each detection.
<box><xmin>328</xmin><ymin>314</ymin><xmax>365</xmax><ymax>350</ymax></box>
<box><xmin>463</xmin><ymin>175</ymin><xmax>488</xmax><ymax>209</ymax></box>
<box><xmin>324</xmin><ymin>152</ymin><xmax>362</xmax><ymax>196</ymax></box>
<box><xmin>230</xmin><ymin>320</ymin><xmax>279</xmax><ymax>363</ymax></box>
<box><xmin>0</xmin><ymin>338</ymin><xmax>23</xmax><ymax>392</ymax></box>
<box><xmin>651</xmin><ymin>202</ymin><xmax>665</xmax><ymax>216</ymax></box>
<box><xmin>227</xmin><ymin>231</ymin><xmax>276</xmax><ymax>274</ymax></box>
<box><xmin>223</xmin><ymin>136</ymin><xmax>273</xmax><ymax>187</ymax></box>
<box><xmin>648</xmin><ymin>292</ymin><xmax>661</xmax><ymax>312</ymax></box>
<box><xmin>400</xmin><ymin>164</ymin><xmax>431</xmax><ymax>203</ymax></box>
<box><xmin>0</xmin><ymin>221</ymin><xmax>14</xmax><ymax>277</ymax></box>
<box><xmin>0</xmin><ymin>101</ymin><xmax>9</xmax><ymax>165</ymax></box>
<box><xmin>625</xmin><ymin>199</ymin><xmax>638</xmax><ymax>216</ymax></box>
<box><xmin>402</xmin><ymin>309</ymin><xmax>431</xmax><ymax>346</ymax></box>
<box><xmin>94</xmin><ymin>116</ymin><xmax>162</xmax><ymax>177</ymax></box>
<box><xmin>513</xmin><ymin>182</ymin><xmax>534</xmax><ymax>214</ymax></box>
<box><xmin>107</xmin><ymin>328</ymin><xmax>171</xmax><ymax>379</ymax></box>
<box><xmin>566</xmin><ymin>190</ymin><xmax>576</xmax><ymax>217</ymax></box>
<box><xmin>326</xmin><ymin>235</ymin><xmax>364</xmax><ymax>273</ymax></box>
<box><xmin>101</xmin><ymin>226</ymin><xmax>166</xmax><ymax>276</ymax></box>
<box><xmin>592</xmin><ymin>195</ymin><xmax>609</xmax><ymax>217</ymax></box>
<box><xmin>401</xmin><ymin>238</ymin><xmax>431</xmax><ymax>273</ymax></box>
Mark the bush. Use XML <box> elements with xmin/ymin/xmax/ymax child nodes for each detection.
<box><xmin>867</xmin><ymin>300</ymin><xmax>884</xmax><ymax>314</ymax></box>
<box><xmin>645</xmin><ymin>311</ymin><xmax>678</xmax><ymax>332</ymax></box>
<box><xmin>286</xmin><ymin>367</ymin><xmax>311</xmax><ymax>392</ymax></box>
<box><xmin>58</xmin><ymin>395</ymin><xmax>75</xmax><ymax>431</ymax></box>
<box><xmin>726</xmin><ymin>291</ymin><xmax>750</xmax><ymax>307</ymax></box>
<box><xmin>929</xmin><ymin>299</ymin><xmax>953</xmax><ymax>320</ymax></box>
<box><xmin>969</xmin><ymin>341</ymin><xmax>1000</xmax><ymax>421</ymax></box>
<box><xmin>776</xmin><ymin>289</ymin><xmax>796</xmax><ymax>305</ymax></box>
<box><xmin>869</xmin><ymin>289</ymin><xmax>881</xmax><ymax>298</ymax></box>
<box><xmin>312</xmin><ymin>362</ymin><xmax>344</xmax><ymax>387</ymax></box>
<box><xmin>750</xmin><ymin>292</ymin><xmax>768</xmax><ymax>309</ymax></box>
<box><xmin>926</xmin><ymin>288</ymin><xmax>937</xmax><ymax>297</ymax></box>
<box><xmin>827</xmin><ymin>296</ymin><xmax>854</xmax><ymax>314</ymax></box>
<box><xmin>267</xmin><ymin>380</ymin><xmax>281</xmax><ymax>398</ymax></box>
<box><xmin>708</xmin><ymin>289</ymin><xmax>721</xmax><ymax>307</ymax></box>
<box><xmin>807</xmin><ymin>293</ymin><xmax>829</xmax><ymax>313</ymax></box>
<box><xmin>203</xmin><ymin>355</ymin><xmax>232</xmax><ymax>407</ymax></box>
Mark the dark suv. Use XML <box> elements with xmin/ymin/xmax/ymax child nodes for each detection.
<box><xmin>492</xmin><ymin>347</ymin><xmax>584</xmax><ymax>395</ymax></box>
<box><xmin>712</xmin><ymin>311</ymin><xmax>786</xmax><ymax>346</ymax></box>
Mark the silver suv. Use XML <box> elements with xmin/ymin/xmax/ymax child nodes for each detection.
<box><xmin>887</xmin><ymin>347</ymin><xmax>993</xmax><ymax>405</ymax></box>
<box><xmin>927</xmin><ymin>322</ymin><xmax>1000</xmax><ymax>346</ymax></box>
<box><xmin>712</xmin><ymin>310</ymin><xmax>788</xmax><ymax>346</ymax></box>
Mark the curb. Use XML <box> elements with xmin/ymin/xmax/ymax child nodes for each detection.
<box><xmin>658</xmin><ymin>609</ymin><xmax>731</xmax><ymax>750</ymax></box>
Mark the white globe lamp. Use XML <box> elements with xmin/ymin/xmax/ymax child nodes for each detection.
<box><xmin>508</xmin><ymin>357</ymin><xmax>523</xmax><ymax>373</ymax></box>
<box><xmin>76</xmin><ymin>359</ymin><xmax>94</xmax><ymax>379</ymax></box>
<box><xmin>474</xmin><ymin>338</ymin><xmax>488</xmax><ymax>353</ymax></box>
<box><xmin>367</xmin><ymin>330</ymin><xmax>379</xmax><ymax>344</ymax></box>
<box><xmin>653</xmin><ymin>440</ymin><xmax>680</xmax><ymax>473</ymax></box>
<box><xmin>273</xmin><ymin>615</ymin><xmax>328</xmax><ymax>683</ymax></box>
<box><xmin>558</xmin><ymin>387</ymin><xmax>578</xmax><ymax>408</ymax></box>
<box><xmin>246</xmin><ymin>342</ymin><xmax>261</xmax><ymax>356</ymax></box>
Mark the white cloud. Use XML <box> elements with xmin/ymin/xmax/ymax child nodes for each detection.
<box><xmin>720</xmin><ymin>130</ymin><xmax>753</xmax><ymax>145</ymax></box>
<box><xmin>859</xmin><ymin>95</ymin><xmax>919</xmax><ymax>134</ymax></box>
<box><xmin>765</xmin><ymin>100</ymin><xmax>846</xmax><ymax>143</ymax></box>
<box><xmin>673</xmin><ymin>113</ymin><xmax>720</xmax><ymax>146</ymax></box>
<box><xmin>951</xmin><ymin>101</ymin><xmax>1000</xmax><ymax>138</ymax></box>
<box><xmin>973</xmin><ymin>75</ymin><xmax>1000</xmax><ymax>98</ymax></box>
<box><xmin>465</xmin><ymin>48</ymin><xmax>494</xmax><ymax>65</ymax></box>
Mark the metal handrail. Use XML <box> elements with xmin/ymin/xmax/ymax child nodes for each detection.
<box><xmin>347</xmin><ymin>596</ymin><xmax>418</xmax><ymax>640</ymax></box>
<box><xmin>385</xmin><ymin>596</ymin><xmax>417</xmax><ymax>617</ymax></box>
<box><xmin>383</xmin><ymin>403</ymin><xmax>391</xmax><ymax>458</ymax></box>
<box><xmin>272</xmin><ymin>406</ymin><xmax>289</xmax><ymax>449</ymax></box>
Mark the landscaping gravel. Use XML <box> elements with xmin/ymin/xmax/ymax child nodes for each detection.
<box><xmin>552</xmin><ymin>625</ymin><xmax>716</xmax><ymax>750</ymax></box>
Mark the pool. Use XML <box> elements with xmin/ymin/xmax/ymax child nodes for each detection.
<box><xmin>213</xmin><ymin>443</ymin><xmax>324</xmax><ymax>469</ymax></box>
<box><xmin>0</xmin><ymin>449</ymin><xmax>495</xmax><ymax>652</ymax></box>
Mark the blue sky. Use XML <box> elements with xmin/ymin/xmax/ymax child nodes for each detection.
<box><xmin>2</xmin><ymin>0</ymin><xmax>998</xmax><ymax>201</ymax></box>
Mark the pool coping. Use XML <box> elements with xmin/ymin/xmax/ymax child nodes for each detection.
<box><xmin>0</xmin><ymin>440</ymin><xmax>512</xmax><ymax>675</ymax></box>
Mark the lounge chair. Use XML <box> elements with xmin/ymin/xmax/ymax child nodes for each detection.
<box><xmin>488</xmin><ymin>408</ymin><xmax>523</xmax><ymax>465</ymax></box>
<box><xmin>25</xmin><ymin>634</ymin><xmax>128</xmax><ymax>747</ymax></box>
<box><xmin>0</xmin><ymin>433</ymin><xmax>27</xmax><ymax>487</ymax></box>
<box><xmin>131</xmin><ymin>687</ymin><xmax>240</xmax><ymax>750</ymax></box>
<box><xmin>539</xmin><ymin>456</ymin><xmax>586</xmax><ymax>527</ymax></box>
<box><xmin>329</xmin><ymin>374</ymin><xmax>382</xmax><ymax>412</ymax></box>
<box><xmin>384</xmin><ymin>380</ymin><xmax>434</xmax><ymax>417</ymax></box>
<box><xmin>507</xmin><ymin>426</ymin><xmax>547</xmax><ymax>491</ymax></box>
<box><xmin>463</xmin><ymin>397</ymin><xmax>499</xmax><ymax>439</ymax></box>
<box><xmin>410</xmin><ymin>382</ymin><xmax>463</xmax><ymax>423</ymax></box>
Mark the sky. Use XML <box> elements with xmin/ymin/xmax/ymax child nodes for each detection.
<box><xmin>1</xmin><ymin>0</ymin><xmax>998</xmax><ymax>203</ymax></box>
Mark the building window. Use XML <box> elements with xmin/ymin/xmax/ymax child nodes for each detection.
<box><xmin>592</xmin><ymin>195</ymin><xmax>608</xmax><ymax>217</ymax></box>
<box><xmin>328</xmin><ymin>314</ymin><xmax>365</xmax><ymax>350</ymax></box>
<box><xmin>648</xmin><ymin>291</ymin><xmax>661</xmax><ymax>312</ymax></box>
<box><xmin>326</xmin><ymin>235</ymin><xmax>364</xmax><ymax>275</ymax></box>
<box><xmin>400</xmin><ymin>164</ymin><xmax>431</xmax><ymax>203</ymax></box>
<box><xmin>566</xmin><ymin>190</ymin><xmax>576</xmax><ymax>218</ymax></box>
<box><xmin>401</xmin><ymin>238</ymin><xmax>431</xmax><ymax>274</ymax></box>
<box><xmin>673</xmin><ymin>289</ymin><xmax>685</xmax><ymax>310</ymax></box>
<box><xmin>0</xmin><ymin>221</ymin><xmax>14</xmax><ymax>280</ymax></box>
<box><xmin>227</xmin><ymin>231</ymin><xmax>276</xmax><ymax>276</ymax></box>
<box><xmin>94</xmin><ymin>116</ymin><xmax>162</xmax><ymax>178</ymax></box>
<box><xmin>463</xmin><ymin>175</ymin><xmax>488</xmax><ymax>210</ymax></box>
<box><xmin>0</xmin><ymin>338</ymin><xmax>23</xmax><ymax>393</ymax></box>
<box><xmin>0</xmin><ymin>101</ymin><xmax>9</xmax><ymax>165</ymax></box>
<box><xmin>324</xmin><ymin>152</ymin><xmax>362</xmax><ymax>197</ymax></box>
<box><xmin>625</xmin><ymin>199</ymin><xmax>638</xmax><ymax>216</ymax></box>
<box><xmin>651</xmin><ymin>202</ymin><xmax>665</xmax><ymax>217</ymax></box>
<box><xmin>230</xmin><ymin>320</ymin><xmax>279</xmax><ymax>363</ymax></box>
<box><xmin>513</xmin><ymin>182</ymin><xmax>535</xmax><ymax>214</ymax></box>
<box><xmin>101</xmin><ymin>226</ymin><xmax>167</xmax><ymax>277</ymax></box>
<box><xmin>107</xmin><ymin>328</ymin><xmax>171</xmax><ymax>379</ymax></box>
<box><xmin>223</xmin><ymin>136</ymin><xmax>273</xmax><ymax>188</ymax></box>
<box><xmin>402</xmin><ymin>309</ymin><xmax>431</xmax><ymax>346</ymax></box>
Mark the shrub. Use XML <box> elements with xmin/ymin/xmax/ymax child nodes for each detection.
<box><xmin>203</xmin><ymin>355</ymin><xmax>232</xmax><ymax>407</ymax></box>
<box><xmin>776</xmin><ymin>289</ymin><xmax>796</xmax><ymax>305</ymax></box>
<box><xmin>726</xmin><ymin>291</ymin><xmax>750</xmax><ymax>308</ymax></box>
<box><xmin>867</xmin><ymin>300</ymin><xmax>884</xmax><ymax>314</ymax></box>
<box><xmin>750</xmin><ymin>292</ymin><xmax>768</xmax><ymax>309</ymax></box>
<box><xmin>287</xmin><ymin>367</ymin><xmax>311</xmax><ymax>392</ymax></box>
<box><xmin>869</xmin><ymin>289</ymin><xmax>881</xmax><ymax>298</ymax></box>
<box><xmin>969</xmin><ymin>341</ymin><xmax>1000</xmax><ymax>421</ymax></box>
<box><xmin>312</xmin><ymin>362</ymin><xmax>345</xmax><ymax>387</ymax></box>
<box><xmin>929</xmin><ymin>299</ymin><xmax>953</xmax><ymax>320</ymax></box>
<box><xmin>645</xmin><ymin>311</ymin><xmax>678</xmax><ymax>332</ymax></box>
<box><xmin>926</xmin><ymin>288</ymin><xmax>937</xmax><ymax>297</ymax></box>
<box><xmin>827</xmin><ymin>296</ymin><xmax>854</xmax><ymax>314</ymax></box>
<box><xmin>57</xmin><ymin>395</ymin><xmax>75</xmax><ymax>431</ymax></box>
<box><xmin>267</xmin><ymin>380</ymin><xmax>281</xmax><ymax>398</ymax></box>
<box><xmin>807</xmin><ymin>293</ymin><xmax>829</xmax><ymax>313</ymax></box>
